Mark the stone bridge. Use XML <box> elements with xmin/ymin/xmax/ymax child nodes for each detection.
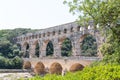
<box><xmin>23</xmin><ymin>57</ymin><xmax>100</xmax><ymax>71</ymax></box>
<box><xmin>16</xmin><ymin>21</ymin><xmax>104</xmax><ymax>58</ymax></box>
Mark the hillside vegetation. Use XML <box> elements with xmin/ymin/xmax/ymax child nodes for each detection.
<box><xmin>0</xmin><ymin>28</ymin><xmax>35</xmax><ymax>69</ymax></box>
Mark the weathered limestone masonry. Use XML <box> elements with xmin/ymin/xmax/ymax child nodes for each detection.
<box><xmin>16</xmin><ymin>22</ymin><xmax>104</xmax><ymax>58</ymax></box>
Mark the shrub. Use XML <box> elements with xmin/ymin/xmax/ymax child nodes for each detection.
<box><xmin>29</xmin><ymin>65</ymin><xmax>120</xmax><ymax>80</ymax></box>
<box><xmin>34</xmin><ymin>61</ymin><xmax>45</xmax><ymax>75</ymax></box>
<box><xmin>49</xmin><ymin>62</ymin><xmax>63</xmax><ymax>75</ymax></box>
<box><xmin>69</xmin><ymin>63</ymin><xmax>84</xmax><ymax>72</ymax></box>
<box><xmin>23</xmin><ymin>61</ymin><xmax>31</xmax><ymax>69</ymax></box>
<box><xmin>12</xmin><ymin>56</ymin><xmax>23</xmax><ymax>69</ymax></box>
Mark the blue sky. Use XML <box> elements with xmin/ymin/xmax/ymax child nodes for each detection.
<box><xmin>0</xmin><ymin>0</ymin><xmax>77</xmax><ymax>30</ymax></box>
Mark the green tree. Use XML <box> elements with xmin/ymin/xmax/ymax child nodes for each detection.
<box><xmin>81</xmin><ymin>35</ymin><xmax>97</xmax><ymax>56</ymax></box>
<box><xmin>64</xmin><ymin>0</ymin><xmax>120</xmax><ymax>63</ymax></box>
<box><xmin>61</xmin><ymin>38</ymin><xmax>72</xmax><ymax>56</ymax></box>
<box><xmin>46</xmin><ymin>41</ymin><xmax>54</xmax><ymax>56</ymax></box>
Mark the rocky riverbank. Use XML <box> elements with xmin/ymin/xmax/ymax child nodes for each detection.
<box><xmin>0</xmin><ymin>72</ymin><xmax>32</xmax><ymax>80</ymax></box>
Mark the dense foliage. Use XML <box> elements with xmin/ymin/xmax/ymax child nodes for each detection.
<box><xmin>28</xmin><ymin>65</ymin><xmax>120</xmax><ymax>80</ymax></box>
<box><xmin>64</xmin><ymin>0</ymin><xmax>120</xmax><ymax>64</ymax></box>
<box><xmin>81</xmin><ymin>35</ymin><xmax>97</xmax><ymax>56</ymax></box>
<box><xmin>0</xmin><ymin>56</ymin><xmax>23</xmax><ymax>69</ymax></box>
<box><xmin>46</xmin><ymin>41</ymin><xmax>54</xmax><ymax>56</ymax></box>
<box><xmin>0</xmin><ymin>28</ymin><xmax>34</xmax><ymax>69</ymax></box>
<box><xmin>61</xmin><ymin>38</ymin><xmax>72</xmax><ymax>56</ymax></box>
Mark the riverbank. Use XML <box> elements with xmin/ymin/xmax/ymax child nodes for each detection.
<box><xmin>0</xmin><ymin>72</ymin><xmax>32</xmax><ymax>80</ymax></box>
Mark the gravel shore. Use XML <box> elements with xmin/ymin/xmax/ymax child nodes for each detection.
<box><xmin>0</xmin><ymin>72</ymin><xmax>32</xmax><ymax>80</ymax></box>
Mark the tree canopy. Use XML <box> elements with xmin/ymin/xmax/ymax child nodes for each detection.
<box><xmin>64</xmin><ymin>0</ymin><xmax>120</xmax><ymax>64</ymax></box>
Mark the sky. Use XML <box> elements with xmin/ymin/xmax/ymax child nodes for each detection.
<box><xmin>0</xmin><ymin>0</ymin><xmax>77</xmax><ymax>30</ymax></box>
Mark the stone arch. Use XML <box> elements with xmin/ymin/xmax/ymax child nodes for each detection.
<box><xmin>58</xmin><ymin>30</ymin><xmax>61</xmax><ymax>34</ymax></box>
<box><xmin>46</xmin><ymin>40</ymin><xmax>54</xmax><ymax>56</ymax></box>
<box><xmin>79</xmin><ymin>34</ymin><xmax>97</xmax><ymax>56</ymax></box>
<box><xmin>64</xmin><ymin>28</ymin><xmax>67</xmax><ymax>33</ymax></box>
<box><xmin>33</xmin><ymin>40</ymin><xmax>40</xmax><ymax>58</ymax></box>
<box><xmin>69</xmin><ymin>63</ymin><xmax>84</xmax><ymax>72</ymax></box>
<box><xmin>47</xmin><ymin>32</ymin><xmax>50</xmax><ymax>36</ymax></box>
<box><xmin>23</xmin><ymin>61</ymin><xmax>31</xmax><ymax>69</ymax></box>
<box><xmin>34</xmin><ymin>61</ymin><xmax>45</xmax><ymax>75</ymax></box>
<box><xmin>71</xmin><ymin>27</ymin><xmax>74</xmax><ymax>32</ymax></box>
<box><xmin>40</xmin><ymin>40</ymin><xmax>54</xmax><ymax>57</ymax></box>
<box><xmin>43</xmin><ymin>33</ymin><xmax>45</xmax><ymax>37</ymax></box>
<box><xmin>50</xmin><ymin>62</ymin><xmax>63</xmax><ymax>75</ymax></box>
<box><xmin>77</xmin><ymin>26</ymin><xmax>80</xmax><ymax>31</ymax></box>
<box><xmin>23</xmin><ymin>42</ymin><xmax>30</xmax><ymax>58</ymax></box>
<box><xmin>60</xmin><ymin>37</ymin><xmax>72</xmax><ymax>57</ymax></box>
<box><xmin>53</xmin><ymin>31</ymin><xmax>55</xmax><ymax>35</ymax></box>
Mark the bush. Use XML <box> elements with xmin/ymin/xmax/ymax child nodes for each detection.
<box><xmin>49</xmin><ymin>62</ymin><xmax>63</xmax><ymax>75</ymax></box>
<box><xmin>12</xmin><ymin>56</ymin><xmax>23</xmax><ymax>69</ymax></box>
<box><xmin>29</xmin><ymin>65</ymin><xmax>120</xmax><ymax>80</ymax></box>
<box><xmin>23</xmin><ymin>61</ymin><xmax>31</xmax><ymax>69</ymax></box>
<box><xmin>0</xmin><ymin>56</ymin><xmax>6</xmax><ymax>68</ymax></box>
<box><xmin>34</xmin><ymin>61</ymin><xmax>45</xmax><ymax>75</ymax></box>
<box><xmin>69</xmin><ymin>63</ymin><xmax>84</xmax><ymax>72</ymax></box>
<box><xmin>0</xmin><ymin>56</ymin><xmax>23</xmax><ymax>69</ymax></box>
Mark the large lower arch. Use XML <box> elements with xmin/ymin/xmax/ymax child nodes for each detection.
<box><xmin>61</xmin><ymin>38</ymin><xmax>72</xmax><ymax>57</ymax></box>
<box><xmin>46</xmin><ymin>41</ymin><xmax>54</xmax><ymax>56</ymax></box>
<box><xmin>23</xmin><ymin>42</ymin><xmax>30</xmax><ymax>58</ymax></box>
<box><xmin>79</xmin><ymin>34</ymin><xmax>97</xmax><ymax>56</ymax></box>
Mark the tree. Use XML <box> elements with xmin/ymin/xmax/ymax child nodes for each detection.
<box><xmin>61</xmin><ymin>38</ymin><xmax>72</xmax><ymax>56</ymax></box>
<box><xmin>81</xmin><ymin>35</ymin><xmax>97</xmax><ymax>56</ymax></box>
<box><xmin>46</xmin><ymin>41</ymin><xmax>54</xmax><ymax>56</ymax></box>
<box><xmin>64</xmin><ymin>0</ymin><xmax>120</xmax><ymax>63</ymax></box>
<box><xmin>64</xmin><ymin>0</ymin><xmax>120</xmax><ymax>38</ymax></box>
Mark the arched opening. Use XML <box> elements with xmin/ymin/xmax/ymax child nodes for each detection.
<box><xmin>69</xmin><ymin>63</ymin><xmax>84</xmax><ymax>72</ymax></box>
<box><xmin>39</xmin><ymin>34</ymin><xmax>41</xmax><ymax>38</ymax></box>
<box><xmin>71</xmin><ymin>27</ymin><xmax>74</xmax><ymax>32</ymax></box>
<box><xmin>43</xmin><ymin>33</ymin><xmax>45</xmax><ymax>37</ymax></box>
<box><xmin>77</xmin><ymin>26</ymin><xmax>80</xmax><ymax>31</ymax></box>
<box><xmin>61</xmin><ymin>38</ymin><xmax>72</xmax><ymax>57</ymax></box>
<box><xmin>35</xmin><ymin>42</ymin><xmax>40</xmax><ymax>57</ymax></box>
<box><xmin>34</xmin><ymin>61</ymin><xmax>45</xmax><ymax>75</ymax></box>
<box><xmin>80</xmin><ymin>35</ymin><xmax>97</xmax><ymax>56</ymax></box>
<box><xmin>24</xmin><ymin>42</ymin><xmax>29</xmax><ymax>58</ymax></box>
<box><xmin>58</xmin><ymin>30</ymin><xmax>61</xmax><ymax>34</ymax></box>
<box><xmin>50</xmin><ymin>62</ymin><xmax>63</xmax><ymax>75</ymax></box>
<box><xmin>32</xmin><ymin>35</ymin><xmax>34</xmax><ymax>39</ymax></box>
<box><xmin>47</xmin><ymin>32</ymin><xmax>50</xmax><ymax>36</ymax></box>
<box><xmin>53</xmin><ymin>31</ymin><xmax>55</xmax><ymax>35</ymax></box>
<box><xmin>64</xmin><ymin>29</ymin><xmax>67</xmax><ymax>33</ymax></box>
<box><xmin>46</xmin><ymin>41</ymin><xmax>54</xmax><ymax>56</ymax></box>
<box><xmin>23</xmin><ymin>61</ymin><xmax>31</xmax><ymax>69</ymax></box>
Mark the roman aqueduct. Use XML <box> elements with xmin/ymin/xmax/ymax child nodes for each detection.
<box><xmin>16</xmin><ymin>21</ymin><xmax>104</xmax><ymax>69</ymax></box>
